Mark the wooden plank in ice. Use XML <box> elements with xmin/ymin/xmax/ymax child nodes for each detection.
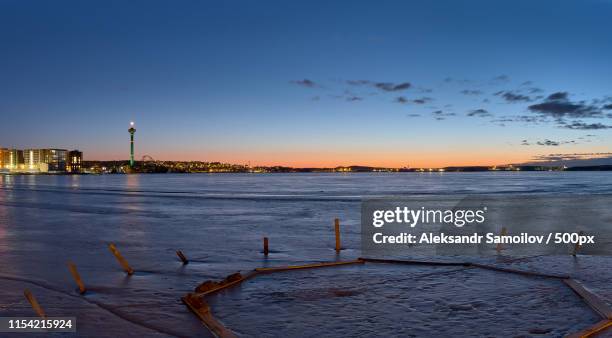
<box><xmin>566</xmin><ymin>319</ymin><xmax>612</xmax><ymax>338</ymax></box>
<box><xmin>564</xmin><ymin>279</ymin><xmax>612</xmax><ymax>320</ymax></box>
<box><xmin>182</xmin><ymin>293</ymin><xmax>236</xmax><ymax>338</ymax></box>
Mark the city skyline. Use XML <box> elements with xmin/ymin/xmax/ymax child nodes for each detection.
<box><xmin>1</xmin><ymin>0</ymin><xmax>611</xmax><ymax>167</ymax></box>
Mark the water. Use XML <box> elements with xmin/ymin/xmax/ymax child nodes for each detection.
<box><xmin>0</xmin><ymin>172</ymin><xmax>611</xmax><ymax>337</ymax></box>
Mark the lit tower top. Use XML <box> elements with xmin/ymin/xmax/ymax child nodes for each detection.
<box><xmin>128</xmin><ymin>121</ymin><xmax>136</xmax><ymax>167</ymax></box>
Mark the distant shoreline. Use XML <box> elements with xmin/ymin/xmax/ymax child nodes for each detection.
<box><xmin>2</xmin><ymin>164</ymin><xmax>612</xmax><ymax>175</ymax></box>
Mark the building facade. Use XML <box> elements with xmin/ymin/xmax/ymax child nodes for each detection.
<box><xmin>3</xmin><ymin>149</ymin><xmax>25</xmax><ymax>170</ymax></box>
<box><xmin>0</xmin><ymin>147</ymin><xmax>79</xmax><ymax>173</ymax></box>
<box><xmin>24</xmin><ymin>149</ymin><xmax>49</xmax><ymax>172</ymax></box>
<box><xmin>67</xmin><ymin>150</ymin><xmax>83</xmax><ymax>173</ymax></box>
<box><xmin>0</xmin><ymin>148</ymin><xmax>6</xmax><ymax>169</ymax></box>
<box><xmin>47</xmin><ymin>149</ymin><xmax>67</xmax><ymax>172</ymax></box>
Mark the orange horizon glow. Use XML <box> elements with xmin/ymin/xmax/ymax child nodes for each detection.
<box><xmin>86</xmin><ymin>150</ymin><xmax>541</xmax><ymax>168</ymax></box>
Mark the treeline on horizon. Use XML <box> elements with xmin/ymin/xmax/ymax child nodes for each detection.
<box><xmin>81</xmin><ymin>161</ymin><xmax>612</xmax><ymax>174</ymax></box>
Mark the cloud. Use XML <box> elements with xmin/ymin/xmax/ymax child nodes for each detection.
<box><xmin>529</xmin><ymin>87</ymin><xmax>544</xmax><ymax>94</ymax></box>
<box><xmin>604</xmin><ymin>104</ymin><xmax>612</xmax><ymax>110</ymax></box>
<box><xmin>535</xmin><ymin>140</ymin><xmax>562</xmax><ymax>146</ymax></box>
<box><xmin>522</xmin><ymin>152</ymin><xmax>612</xmax><ymax>167</ymax></box>
<box><xmin>395</xmin><ymin>96</ymin><xmax>433</xmax><ymax>104</ymax></box>
<box><xmin>375</xmin><ymin>82</ymin><xmax>411</xmax><ymax>92</ymax></box>
<box><xmin>291</xmin><ymin>79</ymin><xmax>318</xmax><ymax>88</ymax></box>
<box><xmin>396</xmin><ymin>96</ymin><xmax>408</xmax><ymax>104</ymax></box>
<box><xmin>521</xmin><ymin>139</ymin><xmax>577</xmax><ymax>146</ymax></box>
<box><xmin>528</xmin><ymin>92</ymin><xmax>604</xmax><ymax>119</ymax></box>
<box><xmin>562</xmin><ymin>121</ymin><xmax>611</xmax><ymax>130</ymax></box>
<box><xmin>444</xmin><ymin>77</ymin><xmax>470</xmax><ymax>84</ymax></box>
<box><xmin>491</xmin><ymin>115</ymin><xmax>549</xmax><ymax>125</ymax></box>
<box><xmin>467</xmin><ymin>109</ymin><xmax>493</xmax><ymax>117</ymax></box>
<box><xmin>495</xmin><ymin>90</ymin><xmax>532</xmax><ymax>102</ymax></box>
<box><xmin>460</xmin><ymin>89</ymin><xmax>483</xmax><ymax>95</ymax></box>
<box><xmin>346</xmin><ymin>96</ymin><xmax>363</xmax><ymax>102</ymax></box>
<box><xmin>347</xmin><ymin>80</ymin><xmax>411</xmax><ymax>92</ymax></box>
<box><xmin>407</xmin><ymin>113</ymin><xmax>421</xmax><ymax>118</ymax></box>
<box><xmin>346</xmin><ymin>80</ymin><xmax>370</xmax><ymax>86</ymax></box>
<box><xmin>413</xmin><ymin>97</ymin><xmax>433</xmax><ymax>104</ymax></box>
<box><xmin>519</xmin><ymin>81</ymin><xmax>544</xmax><ymax>93</ymax></box>
<box><xmin>491</xmin><ymin>75</ymin><xmax>510</xmax><ymax>83</ymax></box>
<box><xmin>417</xmin><ymin>87</ymin><xmax>433</xmax><ymax>93</ymax></box>
<box><xmin>431</xmin><ymin>110</ymin><xmax>456</xmax><ymax>120</ymax></box>
<box><xmin>547</xmin><ymin>92</ymin><xmax>568</xmax><ymax>100</ymax></box>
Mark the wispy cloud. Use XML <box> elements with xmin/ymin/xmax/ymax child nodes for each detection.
<box><xmin>524</xmin><ymin>152</ymin><xmax>612</xmax><ymax>166</ymax></box>
<box><xmin>467</xmin><ymin>108</ymin><xmax>492</xmax><ymax>117</ymax></box>
<box><xmin>347</xmin><ymin>80</ymin><xmax>411</xmax><ymax>92</ymax></box>
<box><xmin>291</xmin><ymin>79</ymin><xmax>318</xmax><ymax>88</ymax></box>
<box><xmin>495</xmin><ymin>90</ymin><xmax>532</xmax><ymax>103</ymax></box>
<box><xmin>396</xmin><ymin>96</ymin><xmax>433</xmax><ymax>104</ymax></box>
<box><xmin>460</xmin><ymin>89</ymin><xmax>483</xmax><ymax>95</ymax></box>
<box><xmin>375</xmin><ymin>82</ymin><xmax>411</xmax><ymax>92</ymax></box>
<box><xmin>491</xmin><ymin>74</ymin><xmax>510</xmax><ymax>84</ymax></box>
<box><xmin>561</xmin><ymin>121</ymin><xmax>612</xmax><ymax>130</ymax></box>
<box><xmin>346</xmin><ymin>80</ymin><xmax>370</xmax><ymax>86</ymax></box>
<box><xmin>431</xmin><ymin>110</ymin><xmax>456</xmax><ymax>120</ymax></box>
<box><xmin>521</xmin><ymin>139</ymin><xmax>577</xmax><ymax>146</ymax></box>
<box><xmin>528</xmin><ymin>92</ymin><xmax>604</xmax><ymax>118</ymax></box>
<box><xmin>396</xmin><ymin>96</ymin><xmax>409</xmax><ymax>104</ymax></box>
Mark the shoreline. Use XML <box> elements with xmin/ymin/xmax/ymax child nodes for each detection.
<box><xmin>2</xmin><ymin>168</ymin><xmax>612</xmax><ymax>176</ymax></box>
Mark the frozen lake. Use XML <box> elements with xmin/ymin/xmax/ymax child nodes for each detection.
<box><xmin>1</xmin><ymin>172</ymin><xmax>611</xmax><ymax>337</ymax></box>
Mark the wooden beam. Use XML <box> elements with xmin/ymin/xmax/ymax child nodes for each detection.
<box><xmin>572</xmin><ymin>231</ymin><xmax>585</xmax><ymax>256</ymax></box>
<box><xmin>359</xmin><ymin>257</ymin><xmax>469</xmax><ymax>266</ymax></box>
<box><xmin>194</xmin><ymin>271</ymin><xmax>261</xmax><ymax>297</ymax></box>
<box><xmin>68</xmin><ymin>262</ymin><xmax>86</xmax><ymax>294</ymax></box>
<box><xmin>564</xmin><ymin>279</ymin><xmax>612</xmax><ymax>320</ymax></box>
<box><xmin>182</xmin><ymin>294</ymin><xmax>236</xmax><ymax>338</ymax></box>
<box><xmin>567</xmin><ymin>319</ymin><xmax>612</xmax><ymax>338</ymax></box>
<box><xmin>255</xmin><ymin>259</ymin><xmax>364</xmax><ymax>273</ymax></box>
<box><xmin>176</xmin><ymin>250</ymin><xmax>189</xmax><ymax>265</ymax></box>
<box><xmin>334</xmin><ymin>218</ymin><xmax>341</xmax><ymax>252</ymax></box>
<box><xmin>263</xmin><ymin>237</ymin><xmax>269</xmax><ymax>256</ymax></box>
<box><xmin>23</xmin><ymin>289</ymin><xmax>46</xmax><ymax>318</ymax></box>
<box><xmin>496</xmin><ymin>227</ymin><xmax>507</xmax><ymax>254</ymax></box>
<box><xmin>108</xmin><ymin>243</ymin><xmax>134</xmax><ymax>275</ymax></box>
<box><xmin>471</xmin><ymin>263</ymin><xmax>569</xmax><ymax>279</ymax></box>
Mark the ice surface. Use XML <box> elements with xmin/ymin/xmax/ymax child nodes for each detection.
<box><xmin>208</xmin><ymin>264</ymin><xmax>601</xmax><ymax>337</ymax></box>
<box><xmin>1</xmin><ymin>172</ymin><xmax>611</xmax><ymax>337</ymax></box>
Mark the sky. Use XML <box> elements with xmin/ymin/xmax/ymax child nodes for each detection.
<box><xmin>1</xmin><ymin>0</ymin><xmax>611</xmax><ymax>167</ymax></box>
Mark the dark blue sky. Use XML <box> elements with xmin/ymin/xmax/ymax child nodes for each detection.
<box><xmin>1</xmin><ymin>0</ymin><xmax>611</xmax><ymax>166</ymax></box>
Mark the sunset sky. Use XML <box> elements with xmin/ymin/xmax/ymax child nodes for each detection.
<box><xmin>1</xmin><ymin>0</ymin><xmax>611</xmax><ymax>167</ymax></box>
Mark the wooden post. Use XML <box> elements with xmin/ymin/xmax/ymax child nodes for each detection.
<box><xmin>496</xmin><ymin>227</ymin><xmax>507</xmax><ymax>254</ymax></box>
<box><xmin>263</xmin><ymin>237</ymin><xmax>269</xmax><ymax>256</ymax></box>
<box><xmin>24</xmin><ymin>289</ymin><xmax>46</xmax><ymax>318</ymax></box>
<box><xmin>176</xmin><ymin>250</ymin><xmax>189</xmax><ymax>264</ymax></box>
<box><xmin>108</xmin><ymin>243</ymin><xmax>134</xmax><ymax>275</ymax></box>
<box><xmin>572</xmin><ymin>231</ymin><xmax>585</xmax><ymax>257</ymax></box>
<box><xmin>335</xmin><ymin>218</ymin><xmax>341</xmax><ymax>252</ymax></box>
<box><xmin>68</xmin><ymin>262</ymin><xmax>86</xmax><ymax>294</ymax></box>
